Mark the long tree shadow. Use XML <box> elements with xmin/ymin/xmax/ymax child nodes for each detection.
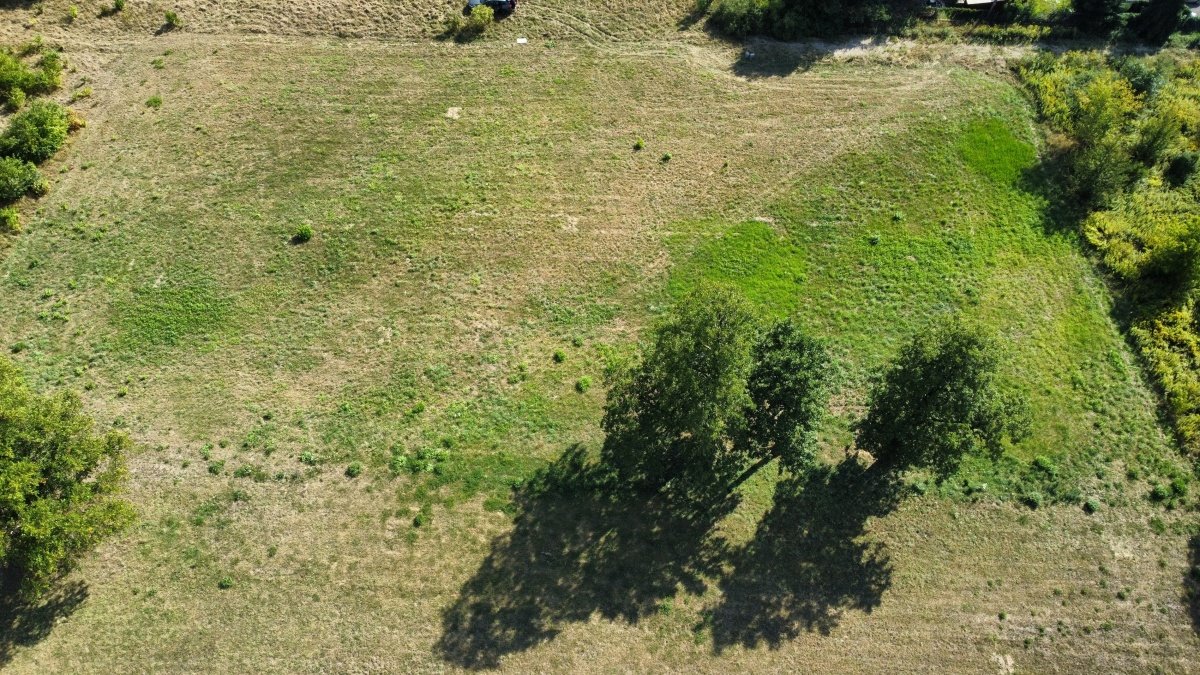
<box><xmin>436</xmin><ymin>444</ymin><xmax>738</xmax><ymax>669</ymax></box>
<box><xmin>709</xmin><ymin>459</ymin><xmax>899</xmax><ymax>651</ymax></box>
<box><xmin>0</xmin><ymin>578</ymin><xmax>88</xmax><ymax>666</ymax></box>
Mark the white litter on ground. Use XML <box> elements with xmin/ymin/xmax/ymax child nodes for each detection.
<box><xmin>445</xmin><ymin>107</ymin><xmax>461</xmax><ymax>120</ymax></box>
<box><xmin>516</xmin><ymin>37</ymin><xmax>528</xmax><ymax>44</ymax></box>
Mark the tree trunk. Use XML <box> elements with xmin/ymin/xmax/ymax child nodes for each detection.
<box><xmin>726</xmin><ymin>454</ymin><xmax>776</xmax><ymax>493</ymax></box>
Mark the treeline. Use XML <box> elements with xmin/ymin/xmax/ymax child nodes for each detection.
<box><xmin>600</xmin><ymin>287</ymin><xmax>1027</xmax><ymax>500</ymax></box>
<box><xmin>697</xmin><ymin>0</ymin><xmax>1190</xmax><ymax>44</ymax></box>
<box><xmin>697</xmin><ymin>0</ymin><xmax>924</xmax><ymax>40</ymax></box>
<box><xmin>1018</xmin><ymin>52</ymin><xmax>1200</xmax><ymax>453</ymax></box>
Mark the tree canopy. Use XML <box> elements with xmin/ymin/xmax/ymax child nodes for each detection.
<box><xmin>601</xmin><ymin>288</ymin><xmax>832</xmax><ymax>496</ymax></box>
<box><xmin>855</xmin><ymin>321</ymin><xmax>1029</xmax><ymax>478</ymax></box>
<box><xmin>0</xmin><ymin>357</ymin><xmax>134</xmax><ymax>597</ymax></box>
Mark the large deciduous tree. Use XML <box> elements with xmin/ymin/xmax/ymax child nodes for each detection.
<box><xmin>601</xmin><ymin>287</ymin><xmax>759</xmax><ymax>491</ymax></box>
<box><xmin>601</xmin><ymin>288</ymin><xmax>832</xmax><ymax>496</ymax></box>
<box><xmin>855</xmin><ymin>321</ymin><xmax>1029</xmax><ymax>479</ymax></box>
<box><xmin>0</xmin><ymin>357</ymin><xmax>135</xmax><ymax>597</ymax></box>
<box><xmin>734</xmin><ymin>319</ymin><xmax>833</xmax><ymax>488</ymax></box>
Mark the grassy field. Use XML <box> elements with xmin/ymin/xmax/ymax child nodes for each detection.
<box><xmin>0</xmin><ymin>8</ymin><xmax>1196</xmax><ymax>673</ymax></box>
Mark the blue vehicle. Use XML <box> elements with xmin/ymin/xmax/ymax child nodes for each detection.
<box><xmin>467</xmin><ymin>0</ymin><xmax>516</xmax><ymax>13</ymax></box>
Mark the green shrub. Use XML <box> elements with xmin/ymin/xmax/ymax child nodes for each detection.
<box><xmin>300</xmin><ymin>450</ymin><xmax>320</xmax><ymax>466</ymax></box>
<box><xmin>1166</xmin><ymin>151</ymin><xmax>1198</xmax><ymax>187</ymax></box>
<box><xmin>413</xmin><ymin>502</ymin><xmax>433</xmax><ymax>528</ymax></box>
<box><xmin>708</xmin><ymin>0</ymin><xmax>769</xmax><ymax>38</ymax></box>
<box><xmin>5</xmin><ymin>86</ymin><xmax>25</xmax><ymax>112</ymax></box>
<box><xmin>1150</xmin><ymin>482</ymin><xmax>1171</xmax><ymax>501</ymax></box>
<box><xmin>291</xmin><ymin>224</ymin><xmax>313</xmax><ymax>243</ymax></box>
<box><xmin>552</xmin><ymin>349</ymin><xmax>565</xmax><ymax>363</ymax></box>
<box><xmin>36</xmin><ymin>51</ymin><xmax>63</xmax><ymax>91</ymax></box>
<box><xmin>112</xmin><ymin>0</ymin><xmax>125</xmax><ymax>11</ymax></box>
<box><xmin>217</xmin><ymin>576</ymin><xmax>233</xmax><ymax>589</ymax></box>
<box><xmin>0</xmin><ymin>100</ymin><xmax>70</xmax><ymax>163</ymax></box>
<box><xmin>1129</xmin><ymin>0</ymin><xmax>1187</xmax><ymax>45</ymax></box>
<box><xmin>0</xmin><ymin>50</ymin><xmax>62</xmax><ymax>107</ymax></box>
<box><xmin>575</xmin><ymin>376</ymin><xmax>591</xmax><ymax>393</ymax></box>
<box><xmin>633</xmin><ymin>138</ymin><xmax>645</xmax><ymax>151</ymax></box>
<box><xmin>345</xmin><ymin>461</ymin><xmax>363</xmax><ymax>478</ymax></box>
<box><xmin>0</xmin><ymin>156</ymin><xmax>42</xmax><ymax>202</ymax></box>
<box><xmin>0</xmin><ymin>356</ymin><xmax>135</xmax><ymax>597</ymax></box>
<box><xmin>388</xmin><ymin>451</ymin><xmax>409</xmax><ymax>475</ymax></box>
<box><xmin>145</xmin><ymin>95</ymin><xmax>162</xmax><ymax>109</ymax></box>
<box><xmin>66</xmin><ymin>5</ymin><xmax>78</xmax><ymax>22</ymax></box>
<box><xmin>1084</xmin><ymin>497</ymin><xmax>1101</xmax><ymax>514</ymax></box>
<box><xmin>164</xmin><ymin>10</ymin><xmax>181</xmax><ymax>28</ymax></box>
<box><xmin>1073</xmin><ymin>0</ymin><xmax>1123</xmax><ymax>32</ymax></box>
<box><xmin>468</xmin><ymin>4</ymin><xmax>494</xmax><ymax>30</ymax></box>
<box><xmin>445</xmin><ymin>4</ymin><xmax>493</xmax><ymax>40</ymax></box>
<box><xmin>705</xmin><ymin>0</ymin><xmax>921</xmax><ymax>40</ymax></box>
<box><xmin>16</xmin><ymin>37</ymin><xmax>43</xmax><ymax>57</ymax></box>
<box><xmin>0</xmin><ymin>206</ymin><xmax>18</xmax><ymax>232</ymax></box>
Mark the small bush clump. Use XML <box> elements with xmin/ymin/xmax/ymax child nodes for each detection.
<box><xmin>0</xmin><ymin>49</ymin><xmax>63</xmax><ymax>101</ymax></box>
<box><xmin>0</xmin><ymin>156</ymin><xmax>43</xmax><ymax>202</ymax></box>
<box><xmin>217</xmin><ymin>576</ymin><xmax>233</xmax><ymax>589</ymax></box>
<box><xmin>164</xmin><ymin>10</ymin><xmax>181</xmax><ymax>28</ymax></box>
<box><xmin>145</xmin><ymin>95</ymin><xmax>162</xmax><ymax>109</ymax></box>
<box><xmin>5</xmin><ymin>87</ymin><xmax>25</xmax><ymax>112</ymax></box>
<box><xmin>552</xmin><ymin>349</ymin><xmax>565</xmax><ymax>363</ymax></box>
<box><xmin>291</xmin><ymin>224</ymin><xmax>313</xmax><ymax>244</ymax></box>
<box><xmin>0</xmin><ymin>100</ymin><xmax>70</xmax><ymax>163</ymax></box>
<box><xmin>444</xmin><ymin>4</ymin><xmax>493</xmax><ymax>41</ymax></box>
<box><xmin>112</xmin><ymin>0</ymin><xmax>125</xmax><ymax>11</ymax></box>
<box><xmin>575</xmin><ymin>376</ymin><xmax>592</xmax><ymax>393</ymax></box>
<box><xmin>345</xmin><ymin>461</ymin><xmax>363</xmax><ymax>478</ymax></box>
<box><xmin>0</xmin><ymin>205</ymin><xmax>19</xmax><ymax>232</ymax></box>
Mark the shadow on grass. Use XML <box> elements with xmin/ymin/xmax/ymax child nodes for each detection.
<box><xmin>435</xmin><ymin>444</ymin><xmax>737</xmax><ymax>669</ymax></box>
<box><xmin>1188</xmin><ymin>534</ymin><xmax>1200</xmax><ymax>634</ymax></box>
<box><xmin>708</xmin><ymin>458</ymin><xmax>898</xmax><ymax>651</ymax></box>
<box><xmin>730</xmin><ymin>39</ymin><xmax>838</xmax><ymax>78</ymax></box>
<box><xmin>0</xmin><ymin>578</ymin><xmax>88</xmax><ymax>666</ymax></box>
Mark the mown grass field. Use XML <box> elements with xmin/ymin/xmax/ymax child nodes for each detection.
<box><xmin>0</xmin><ymin>13</ymin><xmax>1196</xmax><ymax>673</ymax></box>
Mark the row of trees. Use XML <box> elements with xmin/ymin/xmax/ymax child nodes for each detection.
<box><xmin>701</xmin><ymin>0</ymin><xmax>1188</xmax><ymax>44</ymax></box>
<box><xmin>601</xmin><ymin>288</ymin><xmax>1029</xmax><ymax>498</ymax></box>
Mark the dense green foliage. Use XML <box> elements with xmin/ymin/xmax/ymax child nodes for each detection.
<box><xmin>0</xmin><ymin>156</ymin><xmax>43</xmax><ymax>203</ymax></box>
<box><xmin>1</xmin><ymin>100</ymin><xmax>71</xmax><ymax>164</ymax></box>
<box><xmin>1072</xmin><ymin>0</ymin><xmax>1123</xmax><ymax>33</ymax></box>
<box><xmin>0</xmin><ymin>357</ymin><xmax>135</xmax><ymax>597</ymax></box>
<box><xmin>1129</xmin><ymin>0</ymin><xmax>1187</xmax><ymax>44</ymax></box>
<box><xmin>601</xmin><ymin>289</ymin><xmax>831</xmax><ymax>494</ymax></box>
<box><xmin>0</xmin><ymin>49</ymin><xmax>62</xmax><ymax>104</ymax></box>
<box><xmin>744</xmin><ymin>319</ymin><xmax>833</xmax><ymax>474</ymax></box>
<box><xmin>703</xmin><ymin>0</ymin><xmax>922</xmax><ymax>39</ymax></box>
<box><xmin>601</xmin><ymin>288</ymin><xmax>759</xmax><ymax>491</ymax></box>
<box><xmin>1019</xmin><ymin>52</ymin><xmax>1200</xmax><ymax>452</ymax></box>
<box><xmin>856</xmin><ymin>321</ymin><xmax>1030</xmax><ymax>478</ymax></box>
